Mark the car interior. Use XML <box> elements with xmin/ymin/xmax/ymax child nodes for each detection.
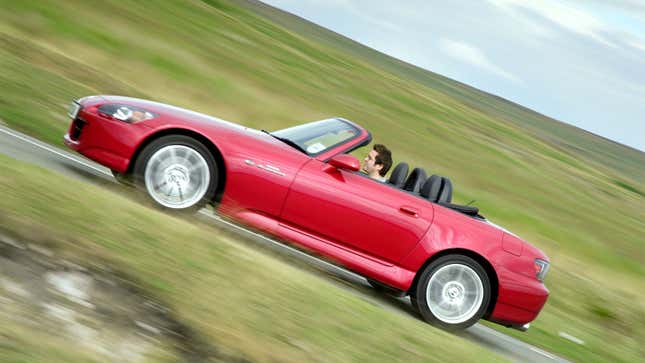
<box><xmin>402</xmin><ymin>167</ymin><xmax>427</xmax><ymax>193</ymax></box>
<box><xmin>387</xmin><ymin>162</ymin><xmax>409</xmax><ymax>188</ymax></box>
<box><xmin>387</xmin><ymin>162</ymin><xmax>482</xmax><ymax>218</ymax></box>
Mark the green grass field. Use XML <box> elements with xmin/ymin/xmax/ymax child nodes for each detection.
<box><xmin>0</xmin><ymin>154</ymin><xmax>506</xmax><ymax>363</ymax></box>
<box><xmin>0</xmin><ymin>0</ymin><xmax>643</xmax><ymax>361</ymax></box>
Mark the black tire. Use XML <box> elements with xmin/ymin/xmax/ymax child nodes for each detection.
<box><xmin>413</xmin><ymin>254</ymin><xmax>490</xmax><ymax>331</ymax></box>
<box><xmin>133</xmin><ymin>135</ymin><xmax>218</xmax><ymax>213</ymax></box>
<box><xmin>410</xmin><ymin>296</ymin><xmax>420</xmax><ymax>312</ymax></box>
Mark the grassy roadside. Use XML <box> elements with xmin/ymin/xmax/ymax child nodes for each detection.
<box><xmin>0</xmin><ymin>0</ymin><xmax>643</xmax><ymax>361</ymax></box>
<box><xmin>0</xmin><ymin>155</ymin><xmax>506</xmax><ymax>362</ymax></box>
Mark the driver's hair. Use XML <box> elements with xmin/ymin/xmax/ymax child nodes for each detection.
<box><xmin>373</xmin><ymin>144</ymin><xmax>392</xmax><ymax>177</ymax></box>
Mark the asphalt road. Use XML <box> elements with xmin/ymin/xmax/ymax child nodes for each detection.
<box><xmin>0</xmin><ymin>125</ymin><xmax>568</xmax><ymax>363</ymax></box>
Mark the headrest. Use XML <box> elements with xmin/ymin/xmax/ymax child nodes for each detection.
<box><xmin>387</xmin><ymin>162</ymin><xmax>409</xmax><ymax>188</ymax></box>
<box><xmin>438</xmin><ymin>177</ymin><xmax>453</xmax><ymax>203</ymax></box>
<box><xmin>421</xmin><ymin>175</ymin><xmax>453</xmax><ymax>203</ymax></box>
<box><xmin>403</xmin><ymin>167</ymin><xmax>427</xmax><ymax>193</ymax></box>
<box><xmin>420</xmin><ymin>174</ymin><xmax>443</xmax><ymax>202</ymax></box>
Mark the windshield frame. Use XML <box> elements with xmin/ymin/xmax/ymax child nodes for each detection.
<box><xmin>271</xmin><ymin>118</ymin><xmax>371</xmax><ymax>160</ymax></box>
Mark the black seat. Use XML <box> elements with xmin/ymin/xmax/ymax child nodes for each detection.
<box><xmin>421</xmin><ymin>175</ymin><xmax>453</xmax><ymax>203</ymax></box>
<box><xmin>421</xmin><ymin>175</ymin><xmax>481</xmax><ymax>217</ymax></box>
<box><xmin>438</xmin><ymin>177</ymin><xmax>453</xmax><ymax>203</ymax></box>
<box><xmin>387</xmin><ymin>162</ymin><xmax>409</xmax><ymax>188</ymax></box>
<box><xmin>403</xmin><ymin>168</ymin><xmax>427</xmax><ymax>193</ymax></box>
<box><xmin>420</xmin><ymin>174</ymin><xmax>443</xmax><ymax>202</ymax></box>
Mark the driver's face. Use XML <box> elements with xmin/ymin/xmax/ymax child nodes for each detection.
<box><xmin>363</xmin><ymin>150</ymin><xmax>380</xmax><ymax>175</ymax></box>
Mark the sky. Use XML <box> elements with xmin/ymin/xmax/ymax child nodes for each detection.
<box><xmin>260</xmin><ymin>0</ymin><xmax>645</xmax><ymax>151</ymax></box>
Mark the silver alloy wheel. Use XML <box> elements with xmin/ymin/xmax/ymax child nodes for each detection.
<box><xmin>144</xmin><ymin>145</ymin><xmax>210</xmax><ymax>209</ymax></box>
<box><xmin>426</xmin><ymin>263</ymin><xmax>484</xmax><ymax>324</ymax></box>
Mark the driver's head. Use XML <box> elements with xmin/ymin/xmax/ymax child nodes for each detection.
<box><xmin>363</xmin><ymin>144</ymin><xmax>392</xmax><ymax>178</ymax></box>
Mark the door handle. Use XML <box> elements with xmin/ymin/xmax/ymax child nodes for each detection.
<box><xmin>399</xmin><ymin>206</ymin><xmax>419</xmax><ymax>217</ymax></box>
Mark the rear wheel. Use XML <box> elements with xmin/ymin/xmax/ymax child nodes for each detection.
<box><xmin>134</xmin><ymin>135</ymin><xmax>218</xmax><ymax>212</ymax></box>
<box><xmin>413</xmin><ymin>254</ymin><xmax>490</xmax><ymax>331</ymax></box>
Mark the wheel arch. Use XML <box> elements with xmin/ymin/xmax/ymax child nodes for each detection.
<box><xmin>127</xmin><ymin>128</ymin><xmax>227</xmax><ymax>203</ymax></box>
<box><xmin>408</xmin><ymin>248</ymin><xmax>499</xmax><ymax>319</ymax></box>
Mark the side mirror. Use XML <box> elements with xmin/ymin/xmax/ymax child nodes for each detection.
<box><xmin>328</xmin><ymin>154</ymin><xmax>360</xmax><ymax>172</ymax></box>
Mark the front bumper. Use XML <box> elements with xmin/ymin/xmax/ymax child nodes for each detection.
<box><xmin>63</xmin><ymin>104</ymin><xmax>150</xmax><ymax>173</ymax></box>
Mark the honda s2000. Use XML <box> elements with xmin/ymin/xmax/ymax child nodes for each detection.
<box><xmin>64</xmin><ymin>95</ymin><xmax>549</xmax><ymax>331</ymax></box>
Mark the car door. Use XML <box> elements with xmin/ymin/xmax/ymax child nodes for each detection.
<box><xmin>279</xmin><ymin>158</ymin><xmax>433</xmax><ymax>264</ymax></box>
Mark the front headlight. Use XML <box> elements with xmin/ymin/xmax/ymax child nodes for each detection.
<box><xmin>98</xmin><ymin>104</ymin><xmax>157</xmax><ymax>123</ymax></box>
<box><xmin>68</xmin><ymin>101</ymin><xmax>81</xmax><ymax>119</ymax></box>
<box><xmin>534</xmin><ymin>259</ymin><xmax>550</xmax><ymax>282</ymax></box>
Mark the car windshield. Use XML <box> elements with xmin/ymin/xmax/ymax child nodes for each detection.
<box><xmin>271</xmin><ymin>118</ymin><xmax>361</xmax><ymax>156</ymax></box>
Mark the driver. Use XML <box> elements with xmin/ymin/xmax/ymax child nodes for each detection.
<box><xmin>362</xmin><ymin>144</ymin><xmax>392</xmax><ymax>182</ymax></box>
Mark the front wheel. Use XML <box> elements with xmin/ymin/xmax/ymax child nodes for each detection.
<box><xmin>134</xmin><ymin>135</ymin><xmax>218</xmax><ymax>212</ymax></box>
<box><xmin>413</xmin><ymin>254</ymin><xmax>490</xmax><ymax>331</ymax></box>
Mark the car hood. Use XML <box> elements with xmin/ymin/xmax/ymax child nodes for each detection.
<box><xmin>97</xmin><ymin>95</ymin><xmax>298</xmax><ymax>150</ymax></box>
<box><xmin>100</xmin><ymin>95</ymin><xmax>246</xmax><ymax>130</ymax></box>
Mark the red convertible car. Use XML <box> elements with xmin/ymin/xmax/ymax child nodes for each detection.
<box><xmin>64</xmin><ymin>95</ymin><xmax>549</xmax><ymax>331</ymax></box>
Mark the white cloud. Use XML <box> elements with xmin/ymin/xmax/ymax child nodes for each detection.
<box><xmin>627</xmin><ymin>39</ymin><xmax>645</xmax><ymax>52</ymax></box>
<box><xmin>342</xmin><ymin>3</ymin><xmax>404</xmax><ymax>33</ymax></box>
<box><xmin>569</xmin><ymin>0</ymin><xmax>645</xmax><ymax>15</ymax></box>
<box><xmin>488</xmin><ymin>0</ymin><xmax>616</xmax><ymax>47</ymax></box>
<box><xmin>438</xmin><ymin>39</ymin><xmax>522</xmax><ymax>84</ymax></box>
